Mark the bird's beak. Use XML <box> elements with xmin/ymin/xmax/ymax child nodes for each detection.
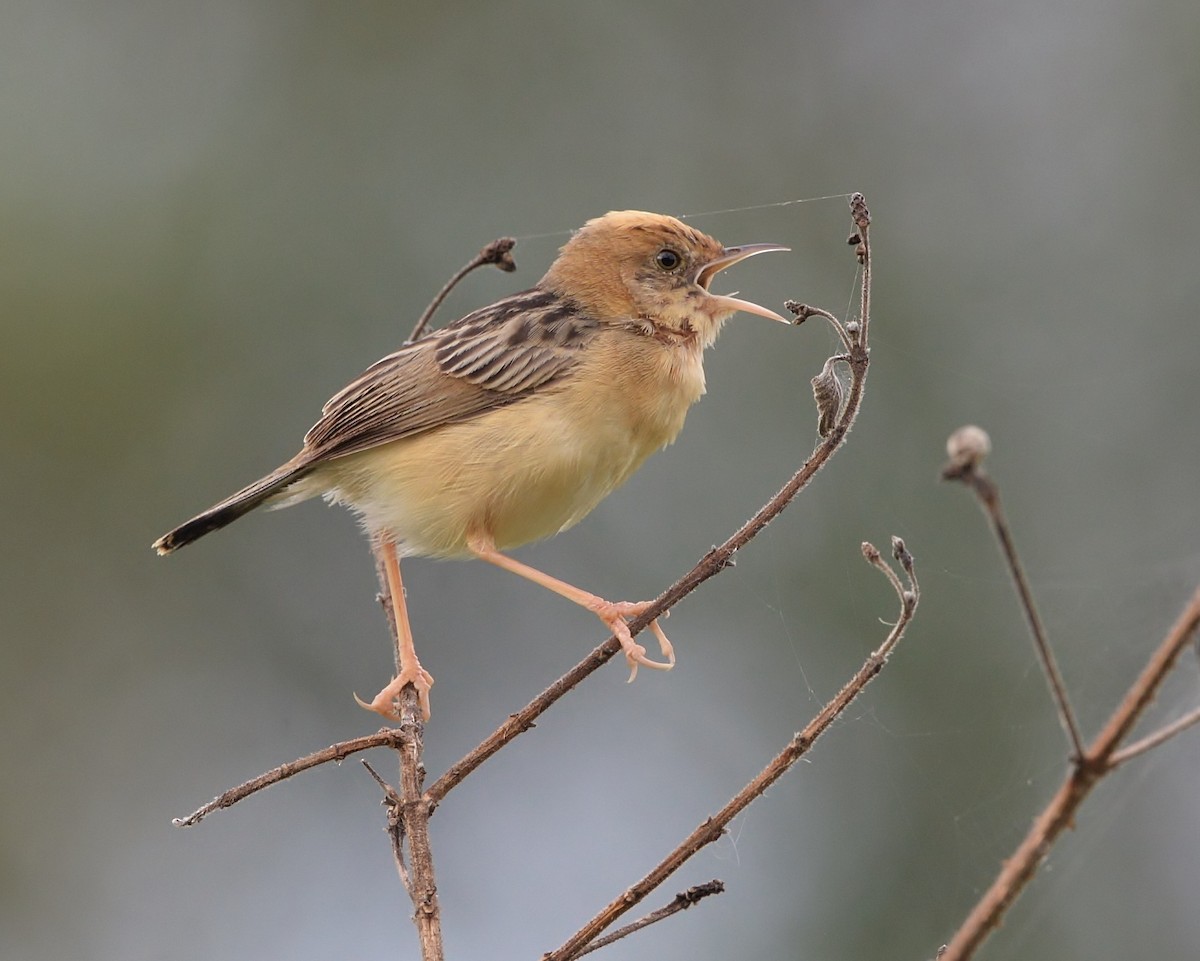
<box><xmin>696</xmin><ymin>243</ymin><xmax>791</xmax><ymax>323</ymax></box>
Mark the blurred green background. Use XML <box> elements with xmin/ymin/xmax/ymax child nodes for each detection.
<box><xmin>3</xmin><ymin>2</ymin><xmax>1199</xmax><ymax>959</ymax></box>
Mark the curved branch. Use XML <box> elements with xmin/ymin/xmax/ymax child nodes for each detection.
<box><xmin>547</xmin><ymin>535</ymin><xmax>918</xmax><ymax>961</ymax></box>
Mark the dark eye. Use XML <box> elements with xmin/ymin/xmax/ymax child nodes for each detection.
<box><xmin>654</xmin><ymin>248</ymin><xmax>682</xmax><ymax>271</ymax></box>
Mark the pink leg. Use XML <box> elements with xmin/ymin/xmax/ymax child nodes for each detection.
<box><xmin>358</xmin><ymin>537</ymin><xmax>435</xmax><ymax>721</ymax></box>
<box><xmin>467</xmin><ymin>534</ymin><xmax>675</xmax><ymax>681</ymax></box>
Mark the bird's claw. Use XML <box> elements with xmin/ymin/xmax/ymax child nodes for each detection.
<box><xmin>355</xmin><ymin>666</ymin><xmax>435</xmax><ymax>722</ymax></box>
<box><xmin>588</xmin><ymin>599</ymin><xmax>675</xmax><ymax>681</ymax></box>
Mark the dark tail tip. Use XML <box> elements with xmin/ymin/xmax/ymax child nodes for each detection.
<box><xmin>152</xmin><ymin>460</ymin><xmax>313</xmax><ymax>556</ymax></box>
<box><xmin>152</xmin><ymin>503</ymin><xmax>256</xmax><ymax>555</ymax></box>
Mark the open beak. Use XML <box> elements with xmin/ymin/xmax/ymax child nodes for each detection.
<box><xmin>696</xmin><ymin>243</ymin><xmax>790</xmax><ymax>323</ymax></box>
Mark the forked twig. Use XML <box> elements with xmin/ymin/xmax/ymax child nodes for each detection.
<box><xmin>939</xmin><ymin>584</ymin><xmax>1200</xmax><ymax>961</ymax></box>
<box><xmin>546</xmin><ymin>536</ymin><xmax>918</xmax><ymax>961</ymax></box>
<box><xmin>367</xmin><ymin>544</ymin><xmax>443</xmax><ymax>960</ymax></box>
<box><xmin>939</xmin><ymin>426</ymin><xmax>1200</xmax><ymax>960</ymax></box>
<box><xmin>575</xmin><ymin>880</ymin><xmax>726</xmax><ymax>958</ymax></box>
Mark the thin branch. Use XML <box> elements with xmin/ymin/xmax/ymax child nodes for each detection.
<box><xmin>370</xmin><ymin>543</ymin><xmax>443</xmax><ymax>961</ymax></box>
<box><xmin>428</xmin><ymin>192</ymin><xmax>875</xmax><ymax>806</ymax></box>
<box><xmin>393</xmin><ymin>685</ymin><xmax>442</xmax><ymax>960</ymax></box>
<box><xmin>172</xmin><ymin>728</ymin><xmax>407</xmax><ymax>826</ymax></box>
<box><xmin>407</xmin><ymin>236</ymin><xmax>517</xmax><ymax>342</ymax></box>
<box><xmin>574</xmin><ymin>880</ymin><xmax>725</xmax><ymax>958</ymax></box>
<box><xmin>941</xmin><ymin>427</ymin><xmax>1087</xmax><ymax>760</ymax></box>
<box><xmin>1108</xmin><ymin>704</ymin><xmax>1200</xmax><ymax>767</ymax></box>
<box><xmin>938</xmin><ymin>584</ymin><xmax>1200</xmax><ymax>961</ymax></box>
<box><xmin>547</xmin><ymin>542</ymin><xmax>917</xmax><ymax>961</ymax></box>
<box><xmin>362</xmin><ymin>760</ymin><xmax>413</xmax><ymax>895</ymax></box>
<box><xmin>171</xmin><ymin>541</ymin><xmax>426</xmax><ymax>828</ymax></box>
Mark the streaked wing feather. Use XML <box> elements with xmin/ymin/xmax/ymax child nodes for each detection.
<box><xmin>301</xmin><ymin>288</ymin><xmax>598</xmax><ymax>461</ymax></box>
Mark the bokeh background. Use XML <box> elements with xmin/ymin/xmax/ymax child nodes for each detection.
<box><xmin>3</xmin><ymin>2</ymin><xmax>1199</xmax><ymax>959</ymax></box>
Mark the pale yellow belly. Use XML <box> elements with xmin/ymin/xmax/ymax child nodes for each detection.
<box><xmin>311</xmin><ymin>395</ymin><xmax>679</xmax><ymax>557</ymax></box>
<box><xmin>287</xmin><ymin>335</ymin><xmax>707</xmax><ymax>558</ymax></box>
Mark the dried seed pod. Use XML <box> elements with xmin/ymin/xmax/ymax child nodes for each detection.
<box><xmin>812</xmin><ymin>356</ymin><xmax>845</xmax><ymax>437</ymax></box>
<box><xmin>849</xmin><ymin>192</ymin><xmax>870</xmax><ymax>229</ymax></box>
<box><xmin>785</xmin><ymin>300</ymin><xmax>812</xmax><ymax>325</ymax></box>
<box><xmin>944</xmin><ymin>424</ymin><xmax>992</xmax><ymax>473</ymax></box>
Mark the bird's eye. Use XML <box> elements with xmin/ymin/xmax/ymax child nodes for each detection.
<box><xmin>654</xmin><ymin>248</ymin><xmax>682</xmax><ymax>271</ymax></box>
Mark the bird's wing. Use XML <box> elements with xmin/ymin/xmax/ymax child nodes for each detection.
<box><xmin>300</xmin><ymin>288</ymin><xmax>599</xmax><ymax>461</ymax></box>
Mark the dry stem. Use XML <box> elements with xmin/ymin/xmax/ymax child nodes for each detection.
<box><xmin>574</xmin><ymin>881</ymin><xmax>725</xmax><ymax>958</ymax></box>
<box><xmin>546</xmin><ymin>535</ymin><xmax>918</xmax><ymax>961</ymax></box>
<box><xmin>938</xmin><ymin>585</ymin><xmax>1200</xmax><ymax>961</ymax></box>
<box><xmin>407</xmin><ymin>236</ymin><xmax>516</xmax><ymax>342</ymax></box>
<box><xmin>367</xmin><ymin>543</ymin><xmax>443</xmax><ymax>961</ymax></box>
<box><xmin>942</xmin><ymin>456</ymin><xmax>1085</xmax><ymax>758</ymax></box>
<box><xmin>940</xmin><ymin>436</ymin><xmax>1200</xmax><ymax>960</ymax></box>
<box><xmin>1109</xmin><ymin>703</ymin><xmax>1200</xmax><ymax>766</ymax></box>
<box><xmin>173</xmin><ymin>729</ymin><xmax>406</xmax><ymax>827</ymax></box>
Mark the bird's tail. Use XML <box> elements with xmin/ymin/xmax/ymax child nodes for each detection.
<box><xmin>152</xmin><ymin>459</ymin><xmax>316</xmax><ymax>555</ymax></box>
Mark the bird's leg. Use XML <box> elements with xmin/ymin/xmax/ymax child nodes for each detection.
<box><xmin>467</xmin><ymin>534</ymin><xmax>674</xmax><ymax>681</ymax></box>
<box><xmin>359</xmin><ymin>536</ymin><xmax>434</xmax><ymax>720</ymax></box>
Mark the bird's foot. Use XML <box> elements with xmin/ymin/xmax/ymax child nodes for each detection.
<box><xmin>587</xmin><ymin>599</ymin><xmax>675</xmax><ymax>681</ymax></box>
<box><xmin>355</xmin><ymin>664</ymin><xmax>435</xmax><ymax>722</ymax></box>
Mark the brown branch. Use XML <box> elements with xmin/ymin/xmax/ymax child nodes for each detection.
<box><xmin>369</xmin><ymin>544</ymin><xmax>443</xmax><ymax>961</ymax></box>
<box><xmin>545</xmin><ymin>535</ymin><xmax>918</xmax><ymax>961</ymax></box>
<box><xmin>938</xmin><ymin>584</ymin><xmax>1200</xmax><ymax>961</ymax></box>
<box><xmin>939</xmin><ymin>426</ymin><xmax>1200</xmax><ymax>960</ymax></box>
<box><xmin>941</xmin><ymin>426</ymin><xmax>1086</xmax><ymax>759</ymax></box>
<box><xmin>172</xmin><ymin>728</ymin><xmax>407</xmax><ymax>827</ymax></box>
<box><xmin>361</xmin><ymin>760</ymin><xmax>413</xmax><ymax>894</ymax></box>
<box><xmin>574</xmin><ymin>880</ymin><xmax>725</xmax><ymax>958</ymax></box>
<box><xmin>1108</xmin><ymin>704</ymin><xmax>1200</xmax><ymax>767</ymax></box>
<box><xmin>393</xmin><ymin>686</ymin><xmax>442</xmax><ymax>960</ymax></box>
<box><xmin>407</xmin><ymin>236</ymin><xmax>516</xmax><ymax>342</ymax></box>
<box><xmin>427</xmin><ymin>192</ymin><xmax>875</xmax><ymax>806</ymax></box>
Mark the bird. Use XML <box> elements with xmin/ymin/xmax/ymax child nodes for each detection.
<box><xmin>153</xmin><ymin>210</ymin><xmax>789</xmax><ymax>720</ymax></box>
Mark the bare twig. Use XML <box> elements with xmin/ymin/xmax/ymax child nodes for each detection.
<box><xmin>546</xmin><ymin>537</ymin><xmax>918</xmax><ymax>961</ymax></box>
<box><xmin>393</xmin><ymin>686</ymin><xmax>442</xmax><ymax>960</ymax></box>
<box><xmin>1108</xmin><ymin>704</ymin><xmax>1200</xmax><ymax>767</ymax></box>
<box><xmin>941</xmin><ymin>426</ymin><xmax>1086</xmax><ymax>759</ymax></box>
<box><xmin>939</xmin><ymin>425</ymin><xmax>1200</xmax><ymax>960</ymax></box>
<box><xmin>369</xmin><ymin>543</ymin><xmax>443</xmax><ymax>961</ymax></box>
<box><xmin>173</xmin><ymin>729</ymin><xmax>407</xmax><ymax>826</ymax></box>
<box><xmin>574</xmin><ymin>880</ymin><xmax>725</xmax><ymax>958</ymax></box>
<box><xmin>362</xmin><ymin>760</ymin><xmax>413</xmax><ymax>894</ymax></box>
<box><xmin>939</xmin><ymin>584</ymin><xmax>1200</xmax><ymax>961</ymax></box>
<box><xmin>407</xmin><ymin>236</ymin><xmax>516</xmax><ymax>342</ymax></box>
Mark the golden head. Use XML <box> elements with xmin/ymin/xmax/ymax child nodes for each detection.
<box><xmin>539</xmin><ymin>210</ymin><xmax>788</xmax><ymax>346</ymax></box>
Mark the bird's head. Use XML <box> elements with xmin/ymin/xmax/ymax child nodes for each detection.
<box><xmin>540</xmin><ymin>210</ymin><xmax>788</xmax><ymax>347</ymax></box>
